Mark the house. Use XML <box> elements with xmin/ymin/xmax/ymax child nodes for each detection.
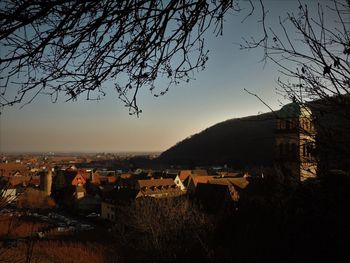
<box><xmin>0</xmin><ymin>163</ymin><xmax>29</xmax><ymax>177</ymax></box>
<box><xmin>8</xmin><ymin>176</ymin><xmax>39</xmax><ymax>188</ymax></box>
<box><xmin>52</xmin><ymin>170</ymin><xmax>88</xmax><ymax>206</ymax></box>
<box><xmin>179</xmin><ymin>169</ymin><xmax>210</xmax><ymax>189</ymax></box>
<box><xmin>0</xmin><ymin>182</ymin><xmax>16</xmax><ymax>204</ymax></box>
<box><xmin>208</xmin><ymin>177</ymin><xmax>250</xmax><ymax>201</ymax></box>
<box><xmin>58</xmin><ymin>169</ymin><xmax>87</xmax><ymax>186</ymax></box>
<box><xmin>75</xmin><ymin>185</ymin><xmax>86</xmax><ymax>199</ymax></box>
<box><xmin>71</xmin><ymin>171</ymin><xmax>87</xmax><ymax>186</ymax></box>
<box><xmin>209</xmin><ymin>177</ymin><xmax>249</xmax><ymax>190</ymax></box>
<box><xmin>161</xmin><ymin>172</ymin><xmax>186</xmax><ymax>191</ymax></box>
<box><xmin>173</xmin><ymin>175</ymin><xmax>186</xmax><ymax>191</ymax></box>
<box><xmin>92</xmin><ymin>170</ymin><xmax>116</xmax><ymax>185</ymax></box>
<box><xmin>186</xmin><ymin>175</ymin><xmax>216</xmax><ymax>194</ymax></box>
<box><xmin>194</xmin><ymin>177</ymin><xmax>250</xmax><ymax>212</ymax></box>
<box><xmin>179</xmin><ymin>170</ymin><xmax>192</xmax><ymax>182</ymax></box>
<box><xmin>135</xmin><ymin>178</ymin><xmax>184</xmax><ymax>199</ymax></box>
<box><xmin>78</xmin><ymin>169</ymin><xmax>92</xmax><ymax>181</ymax></box>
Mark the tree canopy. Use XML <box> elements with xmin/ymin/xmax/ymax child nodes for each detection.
<box><xmin>0</xmin><ymin>0</ymin><xmax>236</xmax><ymax>114</ymax></box>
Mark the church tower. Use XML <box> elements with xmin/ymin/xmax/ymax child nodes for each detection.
<box><xmin>275</xmin><ymin>103</ymin><xmax>317</xmax><ymax>182</ymax></box>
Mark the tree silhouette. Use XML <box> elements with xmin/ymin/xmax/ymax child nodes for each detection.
<box><xmin>243</xmin><ymin>0</ymin><xmax>350</xmax><ymax>173</ymax></box>
<box><xmin>0</xmin><ymin>0</ymin><xmax>237</xmax><ymax>114</ymax></box>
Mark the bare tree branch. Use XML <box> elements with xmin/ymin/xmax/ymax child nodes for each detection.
<box><xmin>243</xmin><ymin>0</ymin><xmax>350</xmax><ymax>172</ymax></box>
<box><xmin>0</xmin><ymin>0</ymin><xmax>237</xmax><ymax>115</ymax></box>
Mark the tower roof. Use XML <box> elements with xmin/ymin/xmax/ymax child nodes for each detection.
<box><xmin>278</xmin><ymin>102</ymin><xmax>312</xmax><ymax>118</ymax></box>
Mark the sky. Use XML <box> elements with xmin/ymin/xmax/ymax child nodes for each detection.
<box><xmin>0</xmin><ymin>0</ymin><xmax>330</xmax><ymax>153</ymax></box>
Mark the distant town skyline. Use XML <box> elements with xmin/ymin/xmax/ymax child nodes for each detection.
<box><xmin>0</xmin><ymin>0</ymin><xmax>329</xmax><ymax>153</ymax></box>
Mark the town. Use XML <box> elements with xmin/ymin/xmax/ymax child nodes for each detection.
<box><xmin>2</xmin><ymin>102</ymin><xmax>347</xmax><ymax>262</ymax></box>
<box><xmin>1</xmin><ymin>0</ymin><xmax>349</xmax><ymax>262</ymax></box>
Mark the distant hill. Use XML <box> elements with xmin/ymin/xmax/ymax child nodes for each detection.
<box><xmin>158</xmin><ymin>112</ymin><xmax>276</xmax><ymax>168</ymax></box>
<box><xmin>158</xmin><ymin>99</ymin><xmax>350</xmax><ymax>170</ymax></box>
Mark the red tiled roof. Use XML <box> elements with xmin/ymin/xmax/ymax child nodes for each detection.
<box><xmin>0</xmin><ymin>163</ymin><xmax>29</xmax><ymax>177</ymax></box>
<box><xmin>192</xmin><ymin>175</ymin><xmax>215</xmax><ymax>186</ymax></box>
<box><xmin>179</xmin><ymin>170</ymin><xmax>192</xmax><ymax>181</ymax></box>
<box><xmin>137</xmin><ymin>178</ymin><xmax>175</xmax><ymax>189</ymax></box>
<box><xmin>77</xmin><ymin>170</ymin><xmax>90</xmax><ymax>180</ymax></box>
<box><xmin>136</xmin><ymin>178</ymin><xmax>183</xmax><ymax>198</ymax></box>
<box><xmin>108</xmin><ymin>175</ymin><xmax>117</xmax><ymax>183</ymax></box>
<box><xmin>72</xmin><ymin>174</ymin><xmax>86</xmax><ymax>186</ymax></box>
<box><xmin>8</xmin><ymin>176</ymin><xmax>33</xmax><ymax>187</ymax></box>
<box><xmin>209</xmin><ymin>177</ymin><xmax>249</xmax><ymax>189</ymax></box>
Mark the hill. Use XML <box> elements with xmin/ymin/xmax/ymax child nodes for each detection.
<box><xmin>158</xmin><ymin>112</ymin><xmax>276</xmax><ymax>168</ymax></box>
<box><xmin>158</xmin><ymin>98</ymin><xmax>350</xmax><ymax>170</ymax></box>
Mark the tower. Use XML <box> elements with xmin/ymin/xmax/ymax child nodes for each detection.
<box><xmin>40</xmin><ymin>168</ymin><xmax>53</xmax><ymax>196</ymax></box>
<box><xmin>275</xmin><ymin>103</ymin><xmax>317</xmax><ymax>182</ymax></box>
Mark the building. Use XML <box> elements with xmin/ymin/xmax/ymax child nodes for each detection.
<box><xmin>275</xmin><ymin>103</ymin><xmax>317</xmax><ymax>182</ymax></box>
<box><xmin>57</xmin><ymin>169</ymin><xmax>87</xmax><ymax>186</ymax></box>
<box><xmin>173</xmin><ymin>175</ymin><xmax>186</xmax><ymax>191</ymax></box>
<box><xmin>75</xmin><ymin>185</ymin><xmax>86</xmax><ymax>199</ymax></box>
<box><xmin>0</xmin><ymin>184</ymin><xmax>16</xmax><ymax>203</ymax></box>
<box><xmin>162</xmin><ymin>171</ymin><xmax>186</xmax><ymax>191</ymax></box>
<box><xmin>186</xmin><ymin>175</ymin><xmax>216</xmax><ymax>194</ymax></box>
<box><xmin>0</xmin><ymin>163</ymin><xmax>29</xmax><ymax>177</ymax></box>
<box><xmin>194</xmin><ymin>177</ymin><xmax>250</xmax><ymax>212</ymax></box>
<box><xmin>135</xmin><ymin>178</ymin><xmax>184</xmax><ymax>198</ymax></box>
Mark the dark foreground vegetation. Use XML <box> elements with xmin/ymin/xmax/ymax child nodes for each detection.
<box><xmin>1</xmin><ymin>171</ymin><xmax>349</xmax><ymax>263</ymax></box>
<box><xmin>110</xmin><ymin>172</ymin><xmax>350</xmax><ymax>263</ymax></box>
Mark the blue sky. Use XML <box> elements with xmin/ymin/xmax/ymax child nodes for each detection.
<box><xmin>0</xmin><ymin>0</ymin><xmax>328</xmax><ymax>153</ymax></box>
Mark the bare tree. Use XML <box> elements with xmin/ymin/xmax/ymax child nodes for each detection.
<box><xmin>243</xmin><ymin>0</ymin><xmax>350</xmax><ymax>173</ymax></box>
<box><xmin>114</xmin><ymin>197</ymin><xmax>213</xmax><ymax>262</ymax></box>
<box><xmin>0</xmin><ymin>0</ymin><xmax>238</xmax><ymax>114</ymax></box>
<box><xmin>243</xmin><ymin>0</ymin><xmax>349</xmax><ymax>104</ymax></box>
